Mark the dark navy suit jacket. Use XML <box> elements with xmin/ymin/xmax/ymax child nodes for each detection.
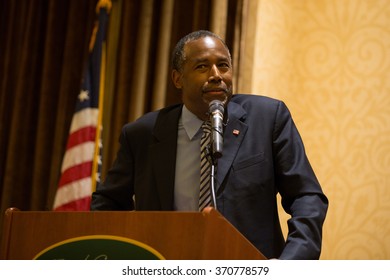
<box><xmin>91</xmin><ymin>94</ymin><xmax>328</xmax><ymax>259</ymax></box>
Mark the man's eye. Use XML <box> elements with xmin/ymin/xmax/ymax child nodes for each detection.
<box><xmin>196</xmin><ymin>64</ymin><xmax>207</xmax><ymax>69</ymax></box>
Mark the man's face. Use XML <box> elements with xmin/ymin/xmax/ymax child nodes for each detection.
<box><xmin>172</xmin><ymin>36</ymin><xmax>233</xmax><ymax>120</ymax></box>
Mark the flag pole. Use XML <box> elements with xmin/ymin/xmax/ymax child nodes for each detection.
<box><xmin>91</xmin><ymin>0</ymin><xmax>111</xmax><ymax>193</ymax></box>
<box><xmin>91</xmin><ymin>42</ymin><xmax>106</xmax><ymax>193</ymax></box>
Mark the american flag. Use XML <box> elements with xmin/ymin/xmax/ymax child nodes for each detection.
<box><xmin>53</xmin><ymin>1</ymin><xmax>110</xmax><ymax>211</ymax></box>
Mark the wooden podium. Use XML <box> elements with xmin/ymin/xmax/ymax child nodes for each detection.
<box><xmin>1</xmin><ymin>207</ymin><xmax>266</xmax><ymax>260</ymax></box>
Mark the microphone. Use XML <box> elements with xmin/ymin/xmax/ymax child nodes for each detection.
<box><xmin>208</xmin><ymin>100</ymin><xmax>225</xmax><ymax>159</ymax></box>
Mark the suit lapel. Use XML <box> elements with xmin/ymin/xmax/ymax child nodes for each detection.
<box><xmin>216</xmin><ymin>101</ymin><xmax>247</xmax><ymax>192</ymax></box>
<box><xmin>150</xmin><ymin>105</ymin><xmax>182</xmax><ymax>210</ymax></box>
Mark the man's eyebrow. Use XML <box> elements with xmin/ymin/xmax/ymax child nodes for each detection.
<box><xmin>191</xmin><ymin>57</ymin><xmax>208</xmax><ymax>63</ymax></box>
<box><xmin>191</xmin><ymin>56</ymin><xmax>230</xmax><ymax>63</ymax></box>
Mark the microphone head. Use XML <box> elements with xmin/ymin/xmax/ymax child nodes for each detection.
<box><xmin>208</xmin><ymin>99</ymin><xmax>225</xmax><ymax>114</ymax></box>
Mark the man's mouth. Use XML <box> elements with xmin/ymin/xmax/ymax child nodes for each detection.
<box><xmin>203</xmin><ymin>88</ymin><xmax>227</xmax><ymax>95</ymax></box>
<box><xmin>202</xmin><ymin>88</ymin><xmax>229</xmax><ymax>104</ymax></box>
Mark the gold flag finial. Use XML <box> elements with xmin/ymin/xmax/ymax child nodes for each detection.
<box><xmin>96</xmin><ymin>0</ymin><xmax>112</xmax><ymax>14</ymax></box>
<box><xmin>89</xmin><ymin>0</ymin><xmax>111</xmax><ymax>51</ymax></box>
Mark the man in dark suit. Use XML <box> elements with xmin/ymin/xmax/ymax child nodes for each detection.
<box><xmin>91</xmin><ymin>30</ymin><xmax>328</xmax><ymax>259</ymax></box>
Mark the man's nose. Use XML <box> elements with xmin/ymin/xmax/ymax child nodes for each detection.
<box><xmin>208</xmin><ymin>65</ymin><xmax>222</xmax><ymax>82</ymax></box>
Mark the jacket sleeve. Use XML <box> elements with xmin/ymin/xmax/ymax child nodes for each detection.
<box><xmin>91</xmin><ymin>125</ymin><xmax>135</xmax><ymax>211</ymax></box>
<box><xmin>272</xmin><ymin>101</ymin><xmax>328</xmax><ymax>259</ymax></box>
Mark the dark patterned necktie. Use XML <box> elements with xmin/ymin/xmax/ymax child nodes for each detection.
<box><xmin>199</xmin><ymin>121</ymin><xmax>211</xmax><ymax>211</ymax></box>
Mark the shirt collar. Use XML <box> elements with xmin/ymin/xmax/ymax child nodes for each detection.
<box><xmin>182</xmin><ymin>105</ymin><xmax>203</xmax><ymax>140</ymax></box>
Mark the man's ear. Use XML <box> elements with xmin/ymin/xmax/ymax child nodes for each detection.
<box><xmin>171</xmin><ymin>69</ymin><xmax>182</xmax><ymax>89</ymax></box>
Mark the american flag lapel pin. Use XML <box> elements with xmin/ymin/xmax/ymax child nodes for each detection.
<box><xmin>233</xmin><ymin>129</ymin><xmax>240</xmax><ymax>135</ymax></box>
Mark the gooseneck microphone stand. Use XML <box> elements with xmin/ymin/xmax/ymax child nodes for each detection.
<box><xmin>205</xmin><ymin>146</ymin><xmax>218</xmax><ymax>211</ymax></box>
<box><xmin>207</xmin><ymin>100</ymin><xmax>225</xmax><ymax>210</ymax></box>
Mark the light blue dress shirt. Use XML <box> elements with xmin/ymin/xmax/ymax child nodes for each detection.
<box><xmin>174</xmin><ymin>105</ymin><xmax>203</xmax><ymax>211</ymax></box>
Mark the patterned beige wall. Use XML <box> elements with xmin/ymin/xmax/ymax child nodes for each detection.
<box><xmin>242</xmin><ymin>0</ymin><xmax>390</xmax><ymax>259</ymax></box>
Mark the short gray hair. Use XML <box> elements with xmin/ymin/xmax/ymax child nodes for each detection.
<box><xmin>171</xmin><ymin>30</ymin><xmax>231</xmax><ymax>72</ymax></box>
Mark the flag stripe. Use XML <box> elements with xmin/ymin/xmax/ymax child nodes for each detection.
<box><xmin>69</xmin><ymin>108</ymin><xmax>99</xmax><ymax>134</ymax></box>
<box><xmin>53</xmin><ymin>197</ymin><xmax>92</xmax><ymax>211</ymax></box>
<box><xmin>66</xmin><ymin>126</ymin><xmax>96</xmax><ymax>150</ymax></box>
<box><xmin>58</xmin><ymin>161</ymin><xmax>93</xmax><ymax>188</ymax></box>
<box><xmin>53</xmin><ymin>177</ymin><xmax>93</xmax><ymax>208</ymax></box>
<box><xmin>61</xmin><ymin>142</ymin><xmax>95</xmax><ymax>172</ymax></box>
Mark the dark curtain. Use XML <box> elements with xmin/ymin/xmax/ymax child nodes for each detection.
<box><xmin>0</xmin><ymin>0</ymin><xmax>97</xmax><ymax>215</ymax></box>
<box><xmin>0</xmin><ymin>0</ymin><xmax>242</xmax><ymax>236</ymax></box>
